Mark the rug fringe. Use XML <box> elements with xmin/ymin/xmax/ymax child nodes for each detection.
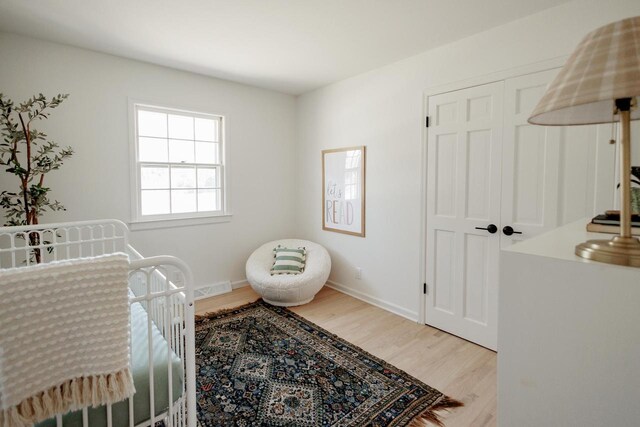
<box><xmin>408</xmin><ymin>395</ymin><xmax>464</xmax><ymax>427</ymax></box>
<box><xmin>195</xmin><ymin>298</ymin><xmax>263</xmax><ymax>322</ymax></box>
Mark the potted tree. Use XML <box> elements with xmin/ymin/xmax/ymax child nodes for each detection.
<box><xmin>0</xmin><ymin>93</ymin><xmax>73</xmax><ymax>262</ymax></box>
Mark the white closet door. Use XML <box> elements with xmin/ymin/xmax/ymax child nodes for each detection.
<box><xmin>501</xmin><ymin>70</ymin><xmax>617</xmax><ymax>247</ymax></box>
<box><xmin>425</xmin><ymin>81</ymin><xmax>503</xmax><ymax>351</ymax></box>
<box><xmin>424</xmin><ymin>69</ymin><xmax>616</xmax><ymax>351</ymax></box>
<box><xmin>500</xmin><ymin>70</ymin><xmax>562</xmax><ymax>247</ymax></box>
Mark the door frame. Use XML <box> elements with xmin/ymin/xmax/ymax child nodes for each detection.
<box><xmin>418</xmin><ymin>56</ymin><xmax>568</xmax><ymax>325</ymax></box>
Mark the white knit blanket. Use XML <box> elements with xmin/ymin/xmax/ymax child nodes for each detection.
<box><xmin>0</xmin><ymin>253</ymin><xmax>136</xmax><ymax>427</ymax></box>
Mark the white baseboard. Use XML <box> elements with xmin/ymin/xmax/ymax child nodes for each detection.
<box><xmin>226</xmin><ymin>278</ymin><xmax>418</xmax><ymax>322</ymax></box>
<box><xmin>326</xmin><ymin>280</ymin><xmax>419</xmax><ymax>322</ymax></box>
<box><xmin>231</xmin><ymin>279</ymin><xmax>249</xmax><ymax>289</ymax></box>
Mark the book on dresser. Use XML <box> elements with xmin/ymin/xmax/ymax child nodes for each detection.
<box><xmin>587</xmin><ymin>211</ymin><xmax>640</xmax><ymax>236</ymax></box>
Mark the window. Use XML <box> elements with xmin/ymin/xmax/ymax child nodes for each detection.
<box><xmin>131</xmin><ymin>103</ymin><xmax>226</xmax><ymax>223</ymax></box>
<box><xmin>343</xmin><ymin>150</ymin><xmax>361</xmax><ymax>200</ymax></box>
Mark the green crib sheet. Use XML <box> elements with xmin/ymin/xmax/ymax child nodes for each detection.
<box><xmin>36</xmin><ymin>300</ymin><xmax>184</xmax><ymax>427</ymax></box>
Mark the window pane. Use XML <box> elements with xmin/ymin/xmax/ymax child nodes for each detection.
<box><xmin>141</xmin><ymin>190</ymin><xmax>170</xmax><ymax>215</ymax></box>
<box><xmin>345</xmin><ymin>184</ymin><xmax>358</xmax><ymax>200</ymax></box>
<box><xmin>345</xmin><ymin>150</ymin><xmax>361</xmax><ymax>168</ymax></box>
<box><xmin>197</xmin><ymin>167</ymin><xmax>218</xmax><ymax>188</ymax></box>
<box><xmin>168</xmin><ymin>114</ymin><xmax>194</xmax><ymax>140</ymax></box>
<box><xmin>195</xmin><ymin>118</ymin><xmax>218</xmax><ymax>142</ymax></box>
<box><xmin>139</xmin><ymin>137</ymin><xmax>168</xmax><ymax>162</ymax></box>
<box><xmin>195</xmin><ymin>141</ymin><xmax>218</xmax><ymax>164</ymax></box>
<box><xmin>141</xmin><ymin>166</ymin><xmax>169</xmax><ymax>189</ymax></box>
<box><xmin>171</xmin><ymin>189</ymin><xmax>196</xmax><ymax>213</ymax></box>
<box><xmin>344</xmin><ymin>170</ymin><xmax>358</xmax><ymax>185</ymax></box>
<box><xmin>169</xmin><ymin>139</ymin><xmax>195</xmax><ymax>163</ymax></box>
<box><xmin>171</xmin><ymin>166</ymin><xmax>196</xmax><ymax>188</ymax></box>
<box><xmin>198</xmin><ymin>189</ymin><xmax>220</xmax><ymax>212</ymax></box>
<box><xmin>138</xmin><ymin>110</ymin><xmax>167</xmax><ymax>137</ymax></box>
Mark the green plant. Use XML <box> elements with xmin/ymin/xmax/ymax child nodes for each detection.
<box><xmin>0</xmin><ymin>93</ymin><xmax>73</xmax><ymax>261</ymax></box>
<box><xmin>632</xmin><ymin>166</ymin><xmax>640</xmax><ymax>185</ymax></box>
<box><xmin>617</xmin><ymin>166</ymin><xmax>640</xmax><ymax>188</ymax></box>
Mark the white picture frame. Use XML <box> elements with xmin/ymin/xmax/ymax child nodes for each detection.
<box><xmin>322</xmin><ymin>146</ymin><xmax>366</xmax><ymax>237</ymax></box>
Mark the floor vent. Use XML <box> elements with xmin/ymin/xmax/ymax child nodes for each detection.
<box><xmin>194</xmin><ymin>280</ymin><xmax>232</xmax><ymax>300</ymax></box>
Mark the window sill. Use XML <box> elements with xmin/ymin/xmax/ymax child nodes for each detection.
<box><xmin>129</xmin><ymin>214</ymin><xmax>232</xmax><ymax>231</ymax></box>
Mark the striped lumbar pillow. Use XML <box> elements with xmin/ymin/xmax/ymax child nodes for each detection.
<box><xmin>271</xmin><ymin>245</ymin><xmax>306</xmax><ymax>275</ymax></box>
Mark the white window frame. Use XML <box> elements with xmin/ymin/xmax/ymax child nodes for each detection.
<box><xmin>128</xmin><ymin>100</ymin><xmax>231</xmax><ymax>230</ymax></box>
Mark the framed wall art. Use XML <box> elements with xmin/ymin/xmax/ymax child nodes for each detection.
<box><xmin>322</xmin><ymin>146</ymin><xmax>366</xmax><ymax>237</ymax></box>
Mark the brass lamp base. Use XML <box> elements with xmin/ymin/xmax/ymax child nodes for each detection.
<box><xmin>575</xmin><ymin>99</ymin><xmax>640</xmax><ymax>268</ymax></box>
<box><xmin>575</xmin><ymin>236</ymin><xmax>640</xmax><ymax>267</ymax></box>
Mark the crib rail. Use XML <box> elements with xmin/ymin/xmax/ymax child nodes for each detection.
<box><xmin>127</xmin><ymin>256</ymin><xmax>196</xmax><ymax>427</ymax></box>
<box><xmin>0</xmin><ymin>219</ymin><xmax>129</xmax><ymax>267</ymax></box>
<box><xmin>0</xmin><ymin>220</ymin><xmax>196</xmax><ymax>427</ymax></box>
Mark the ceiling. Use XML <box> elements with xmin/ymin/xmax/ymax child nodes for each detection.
<box><xmin>0</xmin><ymin>0</ymin><xmax>570</xmax><ymax>95</ymax></box>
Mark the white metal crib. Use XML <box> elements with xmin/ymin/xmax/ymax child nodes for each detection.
<box><xmin>0</xmin><ymin>219</ymin><xmax>196</xmax><ymax>427</ymax></box>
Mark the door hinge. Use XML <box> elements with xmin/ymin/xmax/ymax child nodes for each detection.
<box><xmin>425</xmin><ymin>116</ymin><xmax>430</xmax><ymax>128</ymax></box>
<box><xmin>423</xmin><ymin>283</ymin><xmax>428</xmax><ymax>294</ymax></box>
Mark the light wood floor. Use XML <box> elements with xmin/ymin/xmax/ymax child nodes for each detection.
<box><xmin>196</xmin><ymin>286</ymin><xmax>497</xmax><ymax>427</ymax></box>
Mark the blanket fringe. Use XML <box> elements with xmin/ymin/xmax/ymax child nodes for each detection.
<box><xmin>195</xmin><ymin>298</ymin><xmax>263</xmax><ymax>322</ymax></box>
<box><xmin>408</xmin><ymin>395</ymin><xmax>464</xmax><ymax>427</ymax></box>
<box><xmin>0</xmin><ymin>369</ymin><xmax>135</xmax><ymax>427</ymax></box>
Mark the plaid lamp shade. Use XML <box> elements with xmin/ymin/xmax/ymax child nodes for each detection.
<box><xmin>528</xmin><ymin>16</ymin><xmax>640</xmax><ymax>125</ymax></box>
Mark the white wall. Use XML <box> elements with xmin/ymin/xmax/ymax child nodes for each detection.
<box><xmin>0</xmin><ymin>33</ymin><xmax>297</xmax><ymax>288</ymax></box>
<box><xmin>295</xmin><ymin>0</ymin><xmax>640</xmax><ymax>320</ymax></box>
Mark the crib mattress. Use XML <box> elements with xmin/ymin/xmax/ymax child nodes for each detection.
<box><xmin>36</xmin><ymin>300</ymin><xmax>184</xmax><ymax>427</ymax></box>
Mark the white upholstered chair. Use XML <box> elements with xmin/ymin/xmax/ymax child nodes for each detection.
<box><xmin>245</xmin><ymin>239</ymin><xmax>331</xmax><ymax>306</ymax></box>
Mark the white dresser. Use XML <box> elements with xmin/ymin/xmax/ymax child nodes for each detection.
<box><xmin>498</xmin><ymin>220</ymin><xmax>640</xmax><ymax>427</ymax></box>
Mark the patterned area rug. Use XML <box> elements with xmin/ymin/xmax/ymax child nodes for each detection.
<box><xmin>195</xmin><ymin>300</ymin><xmax>462</xmax><ymax>426</ymax></box>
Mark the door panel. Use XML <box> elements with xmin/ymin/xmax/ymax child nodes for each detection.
<box><xmin>466</xmin><ymin>130</ymin><xmax>492</xmax><ymax>220</ymax></box>
<box><xmin>513</xmin><ymin>125</ymin><xmax>547</xmax><ymax>224</ymax></box>
<box><xmin>559</xmin><ymin>124</ymin><xmax>616</xmax><ymax>222</ymax></box>
<box><xmin>435</xmin><ymin>134</ymin><xmax>457</xmax><ymax>216</ymax></box>
<box><xmin>463</xmin><ymin>234</ymin><xmax>489</xmax><ymax>325</ymax></box>
<box><xmin>434</xmin><ymin>230</ymin><xmax>455</xmax><ymax>313</ymax></box>
<box><xmin>426</xmin><ymin>81</ymin><xmax>503</xmax><ymax>350</ymax></box>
